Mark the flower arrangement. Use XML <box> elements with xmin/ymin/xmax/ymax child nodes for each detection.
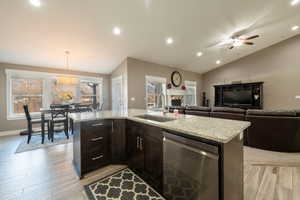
<box><xmin>167</xmin><ymin>83</ymin><xmax>172</xmax><ymax>89</ymax></box>
<box><xmin>58</xmin><ymin>91</ymin><xmax>73</xmax><ymax>103</ymax></box>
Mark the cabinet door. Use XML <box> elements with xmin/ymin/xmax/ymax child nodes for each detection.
<box><xmin>144</xmin><ymin>126</ymin><xmax>163</xmax><ymax>191</ymax></box>
<box><xmin>126</xmin><ymin>120</ymin><xmax>144</xmax><ymax>172</ymax></box>
<box><xmin>111</xmin><ymin>120</ymin><xmax>126</xmax><ymax>163</ymax></box>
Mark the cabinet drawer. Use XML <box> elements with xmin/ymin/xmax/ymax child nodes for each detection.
<box><xmin>82</xmin><ymin>121</ymin><xmax>111</xmax><ymax>140</ymax></box>
<box><xmin>85</xmin><ymin>150</ymin><xmax>110</xmax><ymax>171</ymax></box>
<box><xmin>86</xmin><ymin>137</ymin><xmax>108</xmax><ymax>154</ymax></box>
<box><xmin>87</xmin><ymin>133</ymin><xmax>108</xmax><ymax>146</ymax></box>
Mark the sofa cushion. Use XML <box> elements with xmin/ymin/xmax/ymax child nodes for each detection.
<box><xmin>185</xmin><ymin>106</ymin><xmax>211</xmax><ymax>112</ymax></box>
<box><xmin>185</xmin><ymin>110</ymin><xmax>210</xmax><ymax>117</ymax></box>
<box><xmin>246</xmin><ymin>109</ymin><xmax>297</xmax><ymax>117</ymax></box>
<box><xmin>295</xmin><ymin>110</ymin><xmax>300</xmax><ymax>117</ymax></box>
<box><xmin>212</xmin><ymin>107</ymin><xmax>245</xmax><ymax>114</ymax></box>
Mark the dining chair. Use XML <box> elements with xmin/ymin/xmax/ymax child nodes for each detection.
<box><xmin>74</xmin><ymin>104</ymin><xmax>93</xmax><ymax>112</ymax></box>
<box><xmin>49</xmin><ymin>104</ymin><xmax>70</xmax><ymax>141</ymax></box>
<box><xmin>23</xmin><ymin>105</ymin><xmax>50</xmax><ymax>144</ymax></box>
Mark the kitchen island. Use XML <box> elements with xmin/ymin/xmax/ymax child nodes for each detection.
<box><xmin>70</xmin><ymin>109</ymin><xmax>250</xmax><ymax>200</ymax></box>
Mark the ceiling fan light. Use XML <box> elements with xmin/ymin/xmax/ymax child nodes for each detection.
<box><xmin>233</xmin><ymin>39</ymin><xmax>243</xmax><ymax>47</ymax></box>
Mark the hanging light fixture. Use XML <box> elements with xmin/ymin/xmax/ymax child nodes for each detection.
<box><xmin>56</xmin><ymin>51</ymin><xmax>79</xmax><ymax>85</ymax></box>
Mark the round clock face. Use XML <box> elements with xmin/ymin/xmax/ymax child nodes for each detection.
<box><xmin>171</xmin><ymin>71</ymin><xmax>182</xmax><ymax>87</ymax></box>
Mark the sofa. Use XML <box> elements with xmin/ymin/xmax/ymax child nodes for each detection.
<box><xmin>210</xmin><ymin>107</ymin><xmax>246</xmax><ymax>121</ymax></box>
<box><xmin>246</xmin><ymin>110</ymin><xmax>300</xmax><ymax>152</ymax></box>
<box><xmin>185</xmin><ymin>106</ymin><xmax>211</xmax><ymax>117</ymax></box>
<box><xmin>169</xmin><ymin>106</ymin><xmax>300</xmax><ymax>152</ymax></box>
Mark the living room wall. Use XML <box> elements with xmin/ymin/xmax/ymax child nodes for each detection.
<box><xmin>202</xmin><ymin>34</ymin><xmax>300</xmax><ymax>110</ymax></box>
<box><xmin>0</xmin><ymin>63</ymin><xmax>111</xmax><ymax>132</ymax></box>
<box><xmin>127</xmin><ymin>57</ymin><xmax>203</xmax><ymax>109</ymax></box>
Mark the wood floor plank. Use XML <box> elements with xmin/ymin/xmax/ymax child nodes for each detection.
<box><xmin>274</xmin><ymin>167</ymin><xmax>293</xmax><ymax>200</ymax></box>
<box><xmin>255</xmin><ymin>166</ymin><xmax>278</xmax><ymax>200</ymax></box>
<box><xmin>292</xmin><ymin>167</ymin><xmax>300</xmax><ymax>200</ymax></box>
<box><xmin>244</xmin><ymin>165</ymin><xmax>265</xmax><ymax>200</ymax></box>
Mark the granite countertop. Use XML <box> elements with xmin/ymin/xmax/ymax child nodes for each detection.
<box><xmin>70</xmin><ymin>109</ymin><xmax>251</xmax><ymax>144</ymax></box>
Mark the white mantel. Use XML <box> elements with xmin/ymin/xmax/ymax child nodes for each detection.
<box><xmin>166</xmin><ymin>89</ymin><xmax>187</xmax><ymax>96</ymax></box>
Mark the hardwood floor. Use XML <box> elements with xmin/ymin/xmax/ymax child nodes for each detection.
<box><xmin>244</xmin><ymin>146</ymin><xmax>300</xmax><ymax>200</ymax></box>
<box><xmin>0</xmin><ymin>135</ymin><xmax>126</xmax><ymax>200</ymax></box>
<box><xmin>0</xmin><ymin>135</ymin><xmax>299</xmax><ymax>200</ymax></box>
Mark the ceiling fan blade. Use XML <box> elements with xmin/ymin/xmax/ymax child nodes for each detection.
<box><xmin>244</xmin><ymin>35</ymin><xmax>259</xmax><ymax>40</ymax></box>
<box><xmin>244</xmin><ymin>42</ymin><xmax>254</xmax><ymax>45</ymax></box>
<box><xmin>229</xmin><ymin>46</ymin><xmax>234</xmax><ymax>49</ymax></box>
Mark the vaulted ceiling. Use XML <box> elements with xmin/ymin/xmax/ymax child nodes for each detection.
<box><xmin>0</xmin><ymin>0</ymin><xmax>300</xmax><ymax>74</ymax></box>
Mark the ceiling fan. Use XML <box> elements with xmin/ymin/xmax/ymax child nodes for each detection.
<box><xmin>226</xmin><ymin>34</ymin><xmax>259</xmax><ymax>49</ymax></box>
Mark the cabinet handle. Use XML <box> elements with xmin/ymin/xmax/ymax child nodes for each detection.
<box><xmin>137</xmin><ymin>136</ymin><xmax>140</xmax><ymax>149</ymax></box>
<box><xmin>112</xmin><ymin>121</ymin><xmax>114</xmax><ymax>132</ymax></box>
<box><xmin>92</xmin><ymin>123</ymin><xmax>104</xmax><ymax>127</ymax></box>
<box><xmin>91</xmin><ymin>137</ymin><xmax>103</xmax><ymax>142</ymax></box>
<box><xmin>92</xmin><ymin>155</ymin><xmax>103</xmax><ymax>160</ymax></box>
<box><xmin>140</xmin><ymin>138</ymin><xmax>143</xmax><ymax>150</ymax></box>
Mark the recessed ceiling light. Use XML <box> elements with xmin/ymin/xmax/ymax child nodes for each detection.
<box><xmin>291</xmin><ymin>0</ymin><xmax>299</xmax><ymax>6</ymax></box>
<box><xmin>196</xmin><ymin>52</ymin><xmax>203</xmax><ymax>57</ymax></box>
<box><xmin>113</xmin><ymin>27</ymin><xmax>121</xmax><ymax>35</ymax></box>
<box><xmin>291</xmin><ymin>25</ymin><xmax>299</xmax><ymax>31</ymax></box>
<box><xmin>216</xmin><ymin>60</ymin><xmax>221</xmax><ymax>65</ymax></box>
<box><xmin>30</xmin><ymin>0</ymin><xmax>41</xmax><ymax>7</ymax></box>
<box><xmin>166</xmin><ymin>37</ymin><xmax>174</xmax><ymax>45</ymax></box>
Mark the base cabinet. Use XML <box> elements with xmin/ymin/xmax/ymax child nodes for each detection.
<box><xmin>111</xmin><ymin>119</ymin><xmax>126</xmax><ymax>163</ymax></box>
<box><xmin>126</xmin><ymin>120</ymin><xmax>163</xmax><ymax>192</ymax></box>
<box><xmin>73</xmin><ymin>120</ymin><xmax>112</xmax><ymax>178</ymax></box>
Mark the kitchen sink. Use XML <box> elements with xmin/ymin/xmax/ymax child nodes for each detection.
<box><xmin>135</xmin><ymin>114</ymin><xmax>175</xmax><ymax>122</ymax></box>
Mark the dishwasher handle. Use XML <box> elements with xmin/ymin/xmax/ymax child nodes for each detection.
<box><xmin>163</xmin><ymin>137</ymin><xmax>219</xmax><ymax>160</ymax></box>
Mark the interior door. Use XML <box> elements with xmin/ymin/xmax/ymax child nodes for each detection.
<box><xmin>111</xmin><ymin>76</ymin><xmax>123</xmax><ymax>112</ymax></box>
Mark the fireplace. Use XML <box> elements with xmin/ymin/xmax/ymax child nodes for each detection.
<box><xmin>171</xmin><ymin>95</ymin><xmax>183</xmax><ymax>106</ymax></box>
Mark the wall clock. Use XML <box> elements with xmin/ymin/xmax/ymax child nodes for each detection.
<box><xmin>171</xmin><ymin>71</ymin><xmax>182</xmax><ymax>87</ymax></box>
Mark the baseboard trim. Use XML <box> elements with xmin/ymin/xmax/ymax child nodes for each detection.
<box><xmin>0</xmin><ymin>129</ymin><xmax>24</xmax><ymax>137</ymax></box>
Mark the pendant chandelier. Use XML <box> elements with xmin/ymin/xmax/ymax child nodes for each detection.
<box><xmin>56</xmin><ymin>51</ymin><xmax>79</xmax><ymax>85</ymax></box>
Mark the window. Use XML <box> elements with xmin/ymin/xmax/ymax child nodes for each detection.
<box><xmin>184</xmin><ymin>81</ymin><xmax>197</xmax><ymax>106</ymax></box>
<box><xmin>6</xmin><ymin>69</ymin><xmax>103</xmax><ymax>120</ymax></box>
<box><xmin>11</xmin><ymin>78</ymin><xmax>43</xmax><ymax>114</ymax></box>
<box><xmin>80</xmin><ymin>81</ymin><xmax>100</xmax><ymax>105</ymax></box>
<box><xmin>146</xmin><ymin>76</ymin><xmax>166</xmax><ymax>109</ymax></box>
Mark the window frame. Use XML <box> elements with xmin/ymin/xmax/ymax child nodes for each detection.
<box><xmin>6</xmin><ymin>69</ymin><xmax>103</xmax><ymax>120</ymax></box>
<box><xmin>79</xmin><ymin>80</ymin><xmax>103</xmax><ymax>106</ymax></box>
<box><xmin>184</xmin><ymin>80</ymin><xmax>197</xmax><ymax>106</ymax></box>
<box><xmin>145</xmin><ymin>75</ymin><xmax>167</xmax><ymax>110</ymax></box>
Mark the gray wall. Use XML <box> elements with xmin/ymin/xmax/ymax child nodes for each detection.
<box><xmin>202</xmin><ymin>34</ymin><xmax>300</xmax><ymax>110</ymax></box>
<box><xmin>0</xmin><ymin>63</ymin><xmax>111</xmax><ymax>131</ymax></box>
<box><xmin>127</xmin><ymin>57</ymin><xmax>203</xmax><ymax>109</ymax></box>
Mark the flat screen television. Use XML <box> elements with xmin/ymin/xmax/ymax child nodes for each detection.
<box><xmin>223</xmin><ymin>89</ymin><xmax>252</xmax><ymax>105</ymax></box>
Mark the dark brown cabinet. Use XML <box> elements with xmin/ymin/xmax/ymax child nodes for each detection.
<box><xmin>111</xmin><ymin>119</ymin><xmax>126</xmax><ymax>163</ymax></box>
<box><xmin>126</xmin><ymin>120</ymin><xmax>163</xmax><ymax>192</ymax></box>
<box><xmin>73</xmin><ymin>120</ymin><xmax>112</xmax><ymax>178</ymax></box>
<box><xmin>126</xmin><ymin>120</ymin><xmax>145</xmax><ymax>172</ymax></box>
<box><xmin>74</xmin><ymin>118</ymin><xmax>163</xmax><ymax>187</ymax></box>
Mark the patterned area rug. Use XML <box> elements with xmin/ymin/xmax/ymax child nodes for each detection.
<box><xmin>15</xmin><ymin>132</ymin><xmax>72</xmax><ymax>153</ymax></box>
<box><xmin>84</xmin><ymin>168</ymin><xmax>165</xmax><ymax>200</ymax></box>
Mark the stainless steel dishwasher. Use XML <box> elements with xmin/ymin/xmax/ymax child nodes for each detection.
<box><xmin>163</xmin><ymin>131</ymin><xmax>219</xmax><ymax>200</ymax></box>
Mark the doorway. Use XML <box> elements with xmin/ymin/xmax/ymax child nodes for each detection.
<box><xmin>111</xmin><ymin>76</ymin><xmax>123</xmax><ymax>112</ymax></box>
